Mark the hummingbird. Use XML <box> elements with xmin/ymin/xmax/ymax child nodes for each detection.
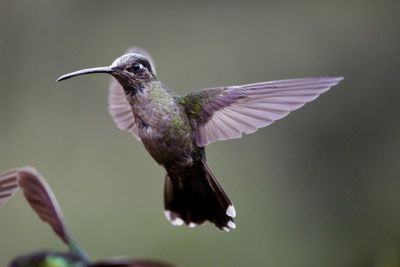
<box><xmin>57</xmin><ymin>47</ymin><xmax>343</xmax><ymax>231</ymax></box>
<box><xmin>0</xmin><ymin>167</ymin><xmax>176</xmax><ymax>267</ymax></box>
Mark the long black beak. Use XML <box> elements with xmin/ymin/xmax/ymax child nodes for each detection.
<box><xmin>56</xmin><ymin>66</ymin><xmax>113</xmax><ymax>82</ymax></box>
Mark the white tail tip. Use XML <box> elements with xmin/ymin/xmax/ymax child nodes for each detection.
<box><xmin>227</xmin><ymin>220</ymin><xmax>236</xmax><ymax>229</ymax></box>
<box><xmin>164</xmin><ymin>210</ymin><xmax>184</xmax><ymax>226</ymax></box>
<box><xmin>226</xmin><ymin>205</ymin><xmax>236</xmax><ymax>218</ymax></box>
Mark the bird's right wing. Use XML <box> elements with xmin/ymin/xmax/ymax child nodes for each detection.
<box><xmin>0</xmin><ymin>167</ymin><xmax>88</xmax><ymax>260</ymax></box>
<box><xmin>181</xmin><ymin>77</ymin><xmax>343</xmax><ymax>147</ymax></box>
<box><xmin>108</xmin><ymin>47</ymin><xmax>157</xmax><ymax>141</ymax></box>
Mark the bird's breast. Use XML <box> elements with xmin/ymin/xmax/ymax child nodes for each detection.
<box><xmin>135</xmin><ymin>104</ymin><xmax>195</xmax><ymax>166</ymax></box>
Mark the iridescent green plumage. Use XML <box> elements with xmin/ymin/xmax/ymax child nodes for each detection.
<box><xmin>179</xmin><ymin>87</ymin><xmax>225</xmax><ymax>120</ymax></box>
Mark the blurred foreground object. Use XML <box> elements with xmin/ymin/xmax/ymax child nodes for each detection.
<box><xmin>0</xmin><ymin>167</ymin><xmax>177</xmax><ymax>267</ymax></box>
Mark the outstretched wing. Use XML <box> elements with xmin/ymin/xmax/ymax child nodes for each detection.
<box><xmin>181</xmin><ymin>77</ymin><xmax>343</xmax><ymax>147</ymax></box>
<box><xmin>0</xmin><ymin>169</ymin><xmax>19</xmax><ymax>207</ymax></box>
<box><xmin>0</xmin><ymin>167</ymin><xmax>88</xmax><ymax>260</ymax></box>
<box><xmin>108</xmin><ymin>47</ymin><xmax>157</xmax><ymax>140</ymax></box>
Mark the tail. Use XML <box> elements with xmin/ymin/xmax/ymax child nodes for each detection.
<box><xmin>164</xmin><ymin>159</ymin><xmax>236</xmax><ymax>231</ymax></box>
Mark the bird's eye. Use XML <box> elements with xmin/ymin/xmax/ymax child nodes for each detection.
<box><xmin>129</xmin><ymin>63</ymin><xmax>144</xmax><ymax>73</ymax></box>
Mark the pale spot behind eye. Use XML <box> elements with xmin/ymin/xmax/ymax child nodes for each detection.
<box><xmin>146</xmin><ymin>126</ymin><xmax>152</xmax><ymax>135</ymax></box>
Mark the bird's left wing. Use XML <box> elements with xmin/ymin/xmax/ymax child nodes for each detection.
<box><xmin>108</xmin><ymin>79</ymin><xmax>141</xmax><ymax>141</ymax></box>
<box><xmin>181</xmin><ymin>77</ymin><xmax>343</xmax><ymax>147</ymax></box>
<box><xmin>108</xmin><ymin>47</ymin><xmax>157</xmax><ymax>141</ymax></box>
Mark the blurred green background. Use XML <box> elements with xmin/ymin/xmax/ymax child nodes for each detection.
<box><xmin>1</xmin><ymin>1</ymin><xmax>399</xmax><ymax>266</ymax></box>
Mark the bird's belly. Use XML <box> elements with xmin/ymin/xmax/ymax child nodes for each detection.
<box><xmin>139</xmin><ymin>123</ymin><xmax>194</xmax><ymax>166</ymax></box>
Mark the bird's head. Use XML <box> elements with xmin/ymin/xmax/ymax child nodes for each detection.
<box><xmin>57</xmin><ymin>53</ymin><xmax>156</xmax><ymax>92</ymax></box>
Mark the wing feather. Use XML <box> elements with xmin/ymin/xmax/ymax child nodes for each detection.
<box><xmin>108</xmin><ymin>77</ymin><xmax>141</xmax><ymax>141</ymax></box>
<box><xmin>183</xmin><ymin>77</ymin><xmax>343</xmax><ymax>146</ymax></box>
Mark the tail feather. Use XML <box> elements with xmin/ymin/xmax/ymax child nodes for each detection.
<box><xmin>164</xmin><ymin>160</ymin><xmax>236</xmax><ymax>231</ymax></box>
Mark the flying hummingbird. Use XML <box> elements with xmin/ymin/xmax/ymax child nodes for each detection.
<box><xmin>0</xmin><ymin>167</ymin><xmax>175</xmax><ymax>267</ymax></box>
<box><xmin>57</xmin><ymin>47</ymin><xmax>343</xmax><ymax>231</ymax></box>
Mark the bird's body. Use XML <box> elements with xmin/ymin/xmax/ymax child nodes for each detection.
<box><xmin>122</xmin><ymin>77</ymin><xmax>233</xmax><ymax>229</ymax></box>
<box><xmin>57</xmin><ymin>47</ymin><xmax>343</xmax><ymax>231</ymax></box>
<box><xmin>131</xmin><ymin>80</ymin><xmax>195</xmax><ymax>167</ymax></box>
<box><xmin>103</xmin><ymin>54</ymin><xmax>238</xmax><ymax>229</ymax></box>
